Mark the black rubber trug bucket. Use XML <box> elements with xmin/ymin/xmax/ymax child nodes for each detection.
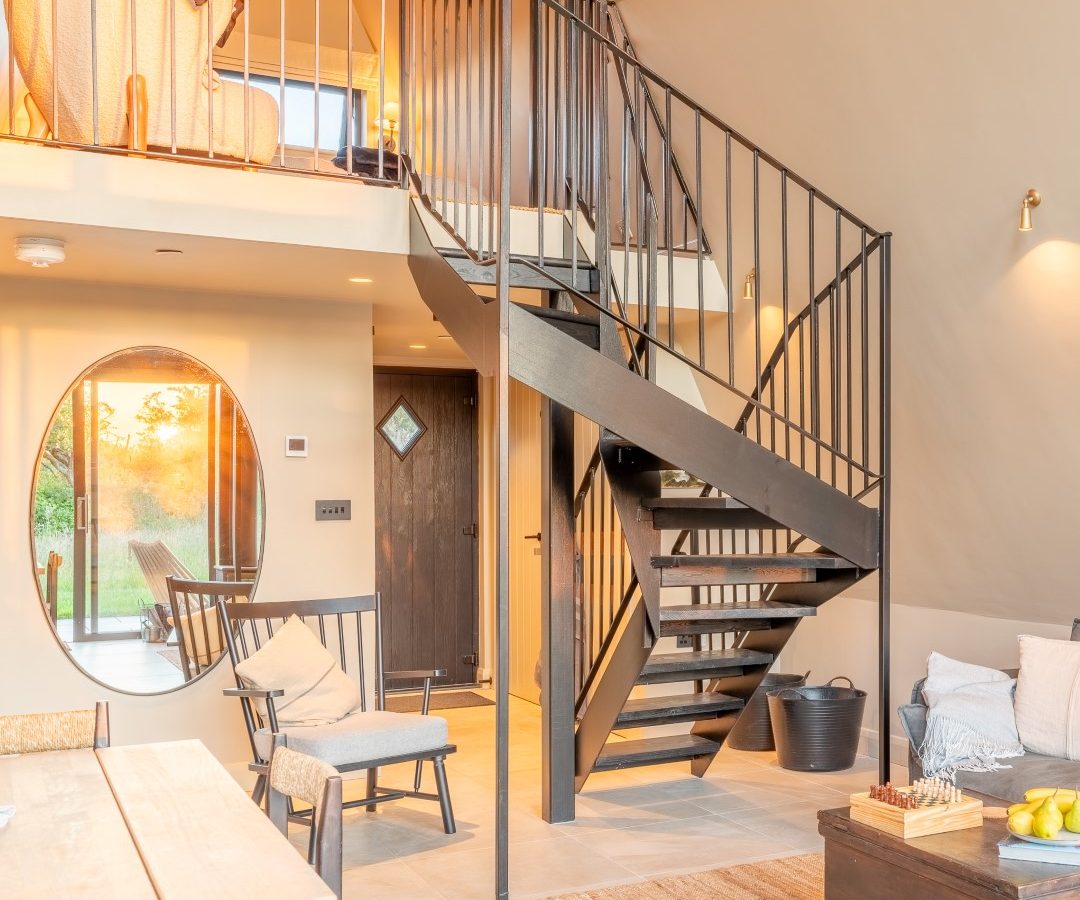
<box><xmin>767</xmin><ymin>676</ymin><xmax>867</xmax><ymax>772</ymax></box>
<box><xmin>726</xmin><ymin>672</ymin><xmax>809</xmax><ymax>751</ymax></box>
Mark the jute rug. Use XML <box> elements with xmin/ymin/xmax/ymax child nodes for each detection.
<box><xmin>555</xmin><ymin>853</ymin><xmax>823</xmax><ymax>900</ymax></box>
<box><xmin>384</xmin><ymin>690</ymin><xmax>495</xmax><ymax>712</ymax></box>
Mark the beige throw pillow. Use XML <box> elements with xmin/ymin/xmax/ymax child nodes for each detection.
<box><xmin>1014</xmin><ymin>634</ymin><xmax>1080</xmax><ymax>760</ymax></box>
<box><xmin>234</xmin><ymin>615</ymin><xmax>361</xmax><ymax>727</ymax></box>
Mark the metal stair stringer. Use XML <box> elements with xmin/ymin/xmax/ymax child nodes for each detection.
<box><xmin>571</xmin><ymin>433</ymin><xmax>663</xmax><ymax>789</ymax></box>
<box><xmin>508</xmin><ymin>303</ymin><xmax>881</xmax><ymax>570</ymax></box>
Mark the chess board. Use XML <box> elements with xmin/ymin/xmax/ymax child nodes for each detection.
<box><xmin>849</xmin><ymin>785</ymin><xmax>984</xmax><ymax>839</ymax></box>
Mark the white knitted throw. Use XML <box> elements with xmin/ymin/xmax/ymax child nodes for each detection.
<box><xmin>918</xmin><ymin>651</ymin><xmax>1024</xmax><ymax>780</ymax></box>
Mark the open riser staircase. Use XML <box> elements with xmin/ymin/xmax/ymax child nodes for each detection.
<box><xmin>398</xmin><ymin>0</ymin><xmax>890</xmax><ymax>790</ymax></box>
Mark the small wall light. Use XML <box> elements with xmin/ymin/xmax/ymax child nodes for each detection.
<box><xmin>1019</xmin><ymin>189</ymin><xmax>1041</xmax><ymax>232</ymax></box>
<box><xmin>742</xmin><ymin>268</ymin><xmax>756</xmax><ymax>302</ymax></box>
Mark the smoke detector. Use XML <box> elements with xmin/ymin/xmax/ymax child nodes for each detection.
<box><xmin>16</xmin><ymin>236</ymin><xmax>66</xmax><ymax>268</ymax></box>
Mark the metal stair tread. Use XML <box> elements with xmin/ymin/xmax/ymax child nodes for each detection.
<box><xmin>593</xmin><ymin>734</ymin><xmax>721</xmax><ymax>771</ymax></box>
<box><xmin>641</xmin><ymin>496</ymin><xmax>749</xmax><ymax>510</ymax></box>
<box><xmin>642</xmin><ymin>648</ymin><xmax>773</xmax><ymax>675</ymax></box>
<box><xmin>616</xmin><ymin>691</ymin><xmax>743</xmax><ymax>725</ymax></box>
<box><xmin>659</xmin><ymin>601</ymin><xmax>816</xmax><ymax>621</ymax></box>
<box><xmin>650</xmin><ymin>552</ymin><xmax>856</xmax><ymax>569</ymax></box>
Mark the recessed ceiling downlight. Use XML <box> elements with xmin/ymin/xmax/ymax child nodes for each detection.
<box><xmin>16</xmin><ymin>236</ymin><xmax>65</xmax><ymax>268</ymax></box>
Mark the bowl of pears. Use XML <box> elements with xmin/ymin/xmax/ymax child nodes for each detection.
<box><xmin>1008</xmin><ymin>789</ymin><xmax>1080</xmax><ymax>845</ymax></box>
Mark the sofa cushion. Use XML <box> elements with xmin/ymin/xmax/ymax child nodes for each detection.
<box><xmin>254</xmin><ymin>710</ymin><xmax>449</xmax><ymax>767</ymax></box>
<box><xmin>234</xmin><ymin>615</ymin><xmax>360</xmax><ymax>727</ymax></box>
<box><xmin>1014</xmin><ymin>634</ymin><xmax>1080</xmax><ymax>760</ymax></box>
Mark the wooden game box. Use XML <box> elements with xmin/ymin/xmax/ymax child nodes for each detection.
<box><xmin>849</xmin><ymin>789</ymin><xmax>984</xmax><ymax>839</ymax></box>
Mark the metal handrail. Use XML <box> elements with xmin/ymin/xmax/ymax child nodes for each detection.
<box><xmin>538</xmin><ymin>0</ymin><xmax>881</xmax><ymax>236</ymax></box>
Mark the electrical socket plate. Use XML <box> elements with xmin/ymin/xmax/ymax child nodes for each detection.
<box><xmin>315</xmin><ymin>500</ymin><xmax>351</xmax><ymax>521</ymax></box>
<box><xmin>676</xmin><ymin>634</ymin><xmax>695</xmax><ymax>649</ymax></box>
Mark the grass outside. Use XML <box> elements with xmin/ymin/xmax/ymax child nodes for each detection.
<box><xmin>35</xmin><ymin>520</ymin><xmax>209</xmax><ymax>619</ymax></box>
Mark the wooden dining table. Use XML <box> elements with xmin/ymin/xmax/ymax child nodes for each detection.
<box><xmin>0</xmin><ymin>739</ymin><xmax>334</xmax><ymax>899</ymax></box>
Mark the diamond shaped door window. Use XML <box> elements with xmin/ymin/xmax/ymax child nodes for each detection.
<box><xmin>378</xmin><ymin>397</ymin><xmax>427</xmax><ymax>459</ymax></box>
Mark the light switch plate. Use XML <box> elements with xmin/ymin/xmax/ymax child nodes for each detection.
<box><xmin>315</xmin><ymin>500</ymin><xmax>351</xmax><ymax>521</ymax></box>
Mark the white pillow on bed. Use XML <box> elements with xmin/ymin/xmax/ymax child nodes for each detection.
<box><xmin>234</xmin><ymin>615</ymin><xmax>360</xmax><ymax>727</ymax></box>
<box><xmin>1014</xmin><ymin>634</ymin><xmax>1080</xmax><ymax>760</ymax></box>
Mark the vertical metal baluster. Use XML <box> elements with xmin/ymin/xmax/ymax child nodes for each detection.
<box><xmin>238</xmin><ymin>0</ymin><xmax>250</xmax><ymax>164</ymax></box>
<box><xmin>90</xmin><ymin>0</ymin><xmax>99</xmax><ymax>145</ymax></box>
<box><xmin>441</xmin><ymin>0</ymin><xmax>449</xmax><ymax>218</ymax></box>
<box><xmin>832</xmin><ymin>209</ymin><xmax>842</xmax><ymax>487</ymax></box>
<box><xmin>809</xmin><ymin>191</ymin><xmax>819</xmax><ymax>476</ymax></box>
<box><xmin>206</xmin><ymin>0</ymin><xmax>214</xmax><ymax>158</ymax></box>
<box><xmin>861</xmin><ymin>228</ymin><xmax>870</xmax><ymax>487</ymax></box>
<box><xmin>129</xmin><ymin>0</ymin><xmax>138</xmax><ymax>150</ymax></box>
<box><xmin>313</xmin><ymin>0</ymin><xmax>321</xmax><ymax>172</ymax></box>
<box><xmin>169</xmin><ymin>0</ymin><xmax>177</xmax><ymax>152</ymax></box>
<box><xmin>377</xmin><ymin>0</ymin><xmax>386</xmax><ymax>179</ymax></box>
<box><xmin>696</xmin><ymin>111</ymin><xmax>705</xmax><ymax>367</ymax></box>
<box><xmin>486</xmin><ymin>0</ymin><xmax>496</xmax><ymax>259</ymax></box>
<box><xmin>421</xmin><ymin>0</ymin><xmax>429</xmax><ymax>189</ymax></box>
<box><xmin>346</xmin><ymin>0</ymin><xmax>353</xmax><ymax>175</ymax></box>
<box><xmin>569</xmin><ymin>14</ymin><xmax>579</xmax><ymax>279</ymax></box>
<box><xmin>664</xmin><ymin>88</ymin><xmax>674</xmax><ymax>349</ymax></box>
<box><xmin>50</xmin><ymin>0</ymin><xmax>58</xmax><ymax>139</ymax></box>
<box><xmin>452</xmin><ymin>0</ymin><xmax>461</xmax><ymax>230</ymax></box>
<box><xmin>476</xmin><ymin>0</ymin><xmax>484</xmax><ymax>255</ymax></box>
<box><xmin>431</xmin><ymin>2</ymin><xmax>440</xmax><ymax>211</ymax></box>
<box><xmin>752</xmin><ymin>151</ymin><xmax>761</xmax><ymax>441</ymax></box>
<box><xmin>465</xmin><ymin>0</ymin><xmax>474</xmax><ymax>248</ymax></box>
<box><xmin>846</xmin><ymin>273</ymin><xmax>854</xmax><ymax>495</ymax></box>
<box><xmin>279</xmin><ymin>0</ymin><xmax>286</xmax><ymax>165</ymax></box>
<box><xmin>781</xmin><ymin>172</ymin><xmax>790</xmax><ymax>460</ymax></box>
<box><xmin>598</xmin><ymin>475</ymin><xmax>606</xmax><ymax>632</ymax></box>
<box><xmin>798</xmin><ymin>317</ymin><xmax>806</xmax><ymax>469</ymax></box>
<box><xmin>725</xmin><ymin>132</ymin><xmax>733</xmax><ymax>384</ymax></box>
<box><xmin>552</xmin><ymin>8</ymin><xmax>562</xmax><ymax>209</ymax></box>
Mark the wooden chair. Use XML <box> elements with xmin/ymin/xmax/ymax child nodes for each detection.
<box><xmin>0</xmin><ymin>702</ymin><xmax>109</xmax><ymax>754</ymax></box>
<box><xmin>166</xmin><ymin>577</ymin><xmax>254</xmax><ymax>682</ymax></box>
<box><xmin>218</xmin><ymin>595</ymin><xmax>457</xmax><ymax>835</ymax></box>
<box><xmin>266</xmin><ymin>737</ymin><xmax>343</xmax><ymax>899</ymax></box>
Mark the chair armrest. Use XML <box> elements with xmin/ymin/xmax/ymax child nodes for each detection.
<box><xmin>223</xmin><ymin>687</ymin><xmax>285</xmax><ymax>699</ymax></box>
<box><xmin>385</xmin><ymin>669</ymin><xmax>447</xmax><ymax>681</ymax></box>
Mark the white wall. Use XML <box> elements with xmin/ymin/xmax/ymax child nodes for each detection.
<box><xmin>614</xmin><ymin>0</ymin><xmax>1080</xmax><ymax>751</ymax></box>
<box><xmin>0</xmin><ymin>276</ymin><xmax>374</xmax><ymax>770</ymax></box>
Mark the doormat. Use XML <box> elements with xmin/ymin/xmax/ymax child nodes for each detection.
<box><xmin>555</xmin><ymin>853</ymin><xmax>822</xmax><ymax>900</ymax></box>
<box><xmin>157</xmin><ymin>646</ymin><xmax>183</xmax><ymax>672</ymax></box>
<box><xmin>384</xmin><ymin>690</ymin><xmax>495</xmax><ymax>713</ymax></box>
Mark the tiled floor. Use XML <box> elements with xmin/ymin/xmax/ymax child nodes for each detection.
<box><xmin>285</xmin><ymin>692</ymin><xmax>906</xmax><ymax>899</ymax></box>
<box><xmin>56</xmin><ymin>617</ymin><xmax>184</xmax><ymax>693</ymax></box>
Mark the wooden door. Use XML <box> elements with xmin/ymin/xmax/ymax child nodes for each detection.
<box><xmin>509</xmin><ymin>380</ymin><xmax>542</xmax><ymax>704</ymax></box>
<box><xmin>374</xmin><ymin>370</ymin><xmax>479</xmax><ymax>687</ymax></box>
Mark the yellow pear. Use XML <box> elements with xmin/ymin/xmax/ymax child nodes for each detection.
<box><xmin>1009</xmin><ymin>810</ymin><xmax>1035</xmax><ymax>836</ymax></box>
<box><xmin>1065</xmin><ymin>802</ymin><xmax>1080</xmax><ymax>834</ymax></box>
<box><xmin>1032</xmin><ymin>797</ymin><xmax>1065</xmax><ymax>839</ymax></box>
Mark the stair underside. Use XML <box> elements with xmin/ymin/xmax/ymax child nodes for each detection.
<box><xmin>658</xmin><ymin>601</ymin><xmax>816</xmax><ymax>637</ymax></box>
<box><xmin>642</xmin><ymin>496</ymin><xmax>784</xmax><ymax>530</ymax></box>
<box><xmin>593</xmin><ymin>734</ymin><xmax>720</xmax><ymax>772</ymax></box>
<box><xmin>638</xmin><ymin>648</ymin><xmax>772</xmax><ymax>684</ymax></box>
<box><xmin>615</xmin><ymin>692</ymin><xmax>743</xmax><ymax>727</ymax></box>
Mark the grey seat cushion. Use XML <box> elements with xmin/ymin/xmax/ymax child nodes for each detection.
<box><xmin>255</xmin><ymin>710</ymin><xmax>449</xmax><ymax>767</ymax></box>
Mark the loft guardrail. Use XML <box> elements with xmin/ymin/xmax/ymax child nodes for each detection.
<box><xmin>0</xmin><ymin>0</ymin><xmax>401</xmax><ymax>184</ymax></box>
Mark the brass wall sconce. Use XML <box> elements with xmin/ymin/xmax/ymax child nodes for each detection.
<box><xmin>1019</xmin><ymin>189</ymin><xmax>1041</xmax><ymax>232</ymax></box>
<box><xmin>743</xmin><ymin>268</ymin><xmax>756</xmax><ymax>302</ymax></box>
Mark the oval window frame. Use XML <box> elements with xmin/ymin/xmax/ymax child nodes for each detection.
<box><xmin>27</xmin><ymin>346</ymin><xmax>266</xmax><ymax>696</ymax></box>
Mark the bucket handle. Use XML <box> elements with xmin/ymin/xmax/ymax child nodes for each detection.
<box><xmin>826</xmin><ymin>676</ymin><xmax>855</xmax><ymax>689</ymax></box>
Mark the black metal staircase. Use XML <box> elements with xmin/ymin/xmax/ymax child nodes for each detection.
<box><xmin>397</xmin><ymin>0</ymin><xmax>890</xmax><ymax>829</ymax></box>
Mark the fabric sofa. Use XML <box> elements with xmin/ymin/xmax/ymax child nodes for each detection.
<box><xmin>5</xmin><ymin>0</ymin><xmax>278</xmax><ymax>162</ymax></box>
<box><xmin>900</xmin><ymin>619</ymin><xmax>1080</xmax><ymax>804</ymax></box>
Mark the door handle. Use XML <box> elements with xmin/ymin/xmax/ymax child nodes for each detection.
<box><xmin>75</xmin><ymin>496</ymin><xmax>88</xmax><ymax>531</ymax></box>
<box><xmin>523</xmin><ymin>532</ymin><xmax>542</xmax><ymax>541</ymax></box>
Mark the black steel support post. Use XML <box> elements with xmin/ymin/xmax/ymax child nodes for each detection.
<box><xmin>495</xmin><ymin>1</ymin><xmax>513</xmax><ymax>896</ymax></box>
<box><xmin>878</xmin><ymin>233</ymin><xmax>892</xmax><ymax>784</ymax></box>
<box><xmin>541</xmin><ymin>395</ymin><xmax>577</xmax><ymax>823</ymax></box>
